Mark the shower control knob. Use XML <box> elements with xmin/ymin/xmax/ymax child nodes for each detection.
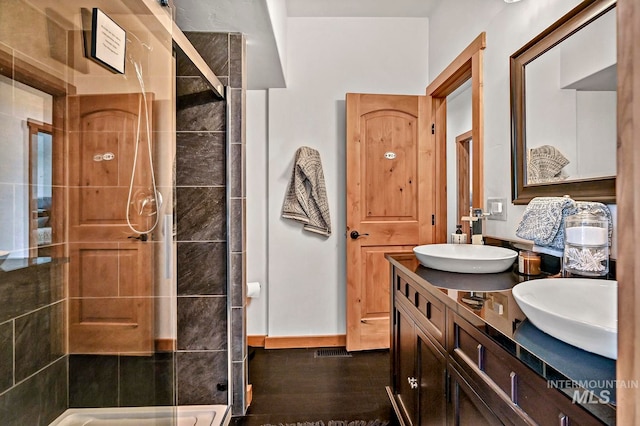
<box><xmin>350</xmin><ymin>230</ymin><xmax>369</xmax><ymax>240</ymax></box>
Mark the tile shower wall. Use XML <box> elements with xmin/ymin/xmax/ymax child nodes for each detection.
<box><xmin>68</xmin><ymin>353</ymin><xmax>174</xmax><ymax>408</ymax></box>
<box><xmin>176</xmin><ymin>32</ymin><xmax>247</xmax><ymax>415</ymax></box>
<box><xmin>0</xmin><ymin>261</ymin><xmax>67</xmax><ymax>425</ymax></box>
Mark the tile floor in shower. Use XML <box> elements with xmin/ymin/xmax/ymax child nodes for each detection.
<box><xmin>232</xmin><ymin>347</ymin><xmax>399</xmax><ymax>425</ymax></box>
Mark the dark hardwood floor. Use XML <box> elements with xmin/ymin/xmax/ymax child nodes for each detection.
<box><xmin>232</xmin><ymin>347</ymin><xmax>399</xmax><ymax>425</ymax></box>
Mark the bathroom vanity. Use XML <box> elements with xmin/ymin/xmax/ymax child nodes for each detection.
<box><xmin>386</xmin><ymin>253</ymin><xmax>615</xmax><ymax>426</ymax></box>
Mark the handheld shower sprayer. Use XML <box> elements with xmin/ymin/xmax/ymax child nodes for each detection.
<box><xmin>125</xmin><ymin>38</ymin><xmax>161</xmax><ymax>237</ymax></box>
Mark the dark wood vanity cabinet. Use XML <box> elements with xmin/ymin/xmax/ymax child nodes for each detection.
<box><xmin>392</xmin><ymin>281</ymin><xmax>498</xmax><ymax>426</ymax></box>
<box><xmin>393</xmin><ymin>302</ymin><xmax>447</xmax><ymax>426</ymax></box>
<box><xmin>389</xmin><ymin>261</ymin><xmax>606</xmax><ymax>426</ymax></box>
<box><xmin>449</xmin><ymin>310</ymin><xmax>602</xmax><ymax>426</ymax></box>
<box><xmin>448</xmin><ymin>365</ymin><xmax>502</xmax><ymax>426</ymax></box>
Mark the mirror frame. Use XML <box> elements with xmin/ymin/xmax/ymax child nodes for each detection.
<box><xmin>510</xmin><ymin>0</ymin><xmax>616</xmax><ymax>205</ymax></box>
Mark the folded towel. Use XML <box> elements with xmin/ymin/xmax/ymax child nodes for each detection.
<box><xmin>282</xmin><ymin>146</ymin><xmax>332</xmax><ymax>236</ymax></box>
<box><xmin>515</xmin><ymin>196</ymin><xmax>577</xmax><ymax>250</ymax></box>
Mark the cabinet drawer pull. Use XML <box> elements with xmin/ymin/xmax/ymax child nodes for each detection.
<box><xmin>426</xmin><ymin>301</ymin><xmax>432</xmax><ymax>319</ymax></box>
<box><xmin>414</xmin><ymin>292</ymin><xmax>420</xmax><ymax>307</ymax></box>
<box><xmin>477</xmin><ymin>344</ymin><xmax>485</xmax><ymax>371</ymax></box>
<box><xmin>559</xmin><ymin>413</ymin><xmax>569</xmax><ymax>426</ymax></box>
<box><xmin>510</xmin><ymin>371</ymin><xmax>518</xmax><ymax>404</ymax></box>
<box><xmin>408</xmin><ymin>376</ymin><xmax>418</xmax><ymax>389</ymax></box>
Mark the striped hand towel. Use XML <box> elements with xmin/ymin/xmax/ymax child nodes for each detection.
<box><xmin>282</xmin><ymin>146</ymin><xmax>332</xmax><ymax>237</ymax></box>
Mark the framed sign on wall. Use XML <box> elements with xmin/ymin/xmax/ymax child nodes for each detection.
<box><xmin>90</xmin><ymin>8</ymin><xmax>126</xmax><ymax>74</ymax></box>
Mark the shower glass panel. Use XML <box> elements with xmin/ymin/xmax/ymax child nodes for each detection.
<box><xmin>0</xmin><ymin>0</ymin><xmax>178</xmax><ymax>422</ymax></box>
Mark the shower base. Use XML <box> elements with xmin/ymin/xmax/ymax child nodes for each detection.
<box><xmin>49</xmin><ymin>405</ymin><xmax>230</xmax><ymax>426</ymax></box>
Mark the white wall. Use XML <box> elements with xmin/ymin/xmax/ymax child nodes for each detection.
<box><xmin>262</xmin><ymin>17</ymin><xmax>429</xmax><ymax>337</ymax></box>
<box><xmin>525</xmin><ymin>46</ymin><xmax>577</xmax><ymax>179</ymax></box>
<box><xmin>246</xmin><ymin>90</ymin><xmax>269</xmax><ymax>335</ymax></box>
<box><xmin>0</xmin><ymin>76</ymin><xmax>52</xmax><ymax>257</ymax></box>
<box><xmin>575</xmin><ymin>91</ymin><xmax>616</xmax><ymax>179</ymax></box>
<box><xmin>265</xmin><ymin>0</ymin><xmax>288</xmax><ymax>85</ymax></box>
<box><xmin>430</xmin><ymin>0</ymin><xmax>587</xmax><ymax>242</ymax></box>
<box><xmin>559</xmin><ymin>8</ymin><xmax>616</xmax><ymax>89</ymax></box>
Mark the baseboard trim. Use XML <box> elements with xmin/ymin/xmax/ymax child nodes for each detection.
<box><xmin>246</xmin><ymin>384</ymin><xmax>253</xmax><ymax>407</ymax></box>
<box><xmin>247</xmin><ymin>335</ymin><xmax>266</xmax><ymax>347</ymax></box>
<box><xmin>155</xmin><ymin>338</ymin><xmax>175</xmax><ymax>352</ymax></box>
<box><xmin>263</xmin><ymin>334</ymin><xmax>346</xmax><ymax>349</ymax></box>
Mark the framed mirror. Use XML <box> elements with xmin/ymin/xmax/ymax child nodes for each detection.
<box><xmin>510</xmin><ymin>0</ymin><xmax>616</xmax><ymax>204</ymax></box>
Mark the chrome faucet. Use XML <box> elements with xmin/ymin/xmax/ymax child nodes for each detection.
<box><xmin>461</xmin><ymin>207</ymin><xmax>489</xmax><ymax>244</ymax></box>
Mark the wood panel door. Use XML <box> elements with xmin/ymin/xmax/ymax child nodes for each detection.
<box><xmin>346</xmin><ymin>93</ymin><xmax>434</xmax><ymax>351</ymax></box>
<box><xmin>68</xmin><ymin>93</ymin><xmax>155</xmax><ymax>354</ymax></box>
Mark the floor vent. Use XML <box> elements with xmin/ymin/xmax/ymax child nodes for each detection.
<box><xmin>314</xmin><ymin>348</ymin><xmax>352</xmax><ymax>358</ymax></box>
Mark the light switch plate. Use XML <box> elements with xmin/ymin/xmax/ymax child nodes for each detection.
<box><xmin>487</xmin><ymin>197</ymin><xmax>507</xmax><ymax>221</ymax></box>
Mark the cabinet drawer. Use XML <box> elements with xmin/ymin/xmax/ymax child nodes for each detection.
<box><xmin>449</xmin><ymin>311</ymin><xmax>515</xmax><ymax>400</ymax></box>
<box><xmin>449</xmin><ymin>311</ymin><xmax>603</xmax><ymax>426</ymax></box>
<box><xmin>396</xmin><ymin>274</ymin><xmax>446</xmax><ymax>347</ymax></box>
<box><xmin>448</xmin><ymin>364</ymin><xmax>502</xmax><ymax>426</ymax></box>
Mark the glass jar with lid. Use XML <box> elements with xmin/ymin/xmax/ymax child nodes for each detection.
<box><xmin>563</xmin><ymin>211</ymin><xmax>609</xmax><ymax>276</ymax></box>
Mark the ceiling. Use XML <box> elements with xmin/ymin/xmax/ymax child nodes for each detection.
<box><xmin>286</xmin><ymin>0</ymin><xmax>442</xmax><ymax>17</ymax></box>
<box><xmin>172</xmin><ymin>0</ymin><xmax>442</xmax><ymax>89</ymax></box>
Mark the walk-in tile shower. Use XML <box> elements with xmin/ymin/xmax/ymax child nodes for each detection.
<box><xmin>0</xmin><ymin>1</ymin><xmax>247</xmax><ymax>424</ymax></box>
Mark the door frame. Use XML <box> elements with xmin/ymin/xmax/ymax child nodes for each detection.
<box><xmin>0</xmin><ymin>47</ymin><xmax>71</xmax><ymax>261</ymax></box>
<box><xmin>426</xmin><ymin>33</ymin><xmax>486</xmax><ymax>242</ymax></box>
<box><xmin>456</xmin><ymin>130</ymin><xmax>473</xmax><ymax>238</ymax></box>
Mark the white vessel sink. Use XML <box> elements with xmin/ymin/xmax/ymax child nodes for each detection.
<box><xmin>512</xmin><ymin>278</ymin><xmax>617</xmax><ymax>359</ymax></box>
<box><xmin>413</xmin><ymin>244</ymin><xmax>517</xmax><ymax>274</ymax></box>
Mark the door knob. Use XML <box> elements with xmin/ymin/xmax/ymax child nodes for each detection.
<box><xmin>350</xmin><ymin>230</ymin><xmax>369</xmax><ymax>240</ymax></box>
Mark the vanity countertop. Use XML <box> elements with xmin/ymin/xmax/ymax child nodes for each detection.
<box><xmin>386</xmin><ymin>252</ymin><xmax>616</xmax><ymax>425</ymax></box>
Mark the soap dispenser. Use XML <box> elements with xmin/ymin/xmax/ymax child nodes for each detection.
<box><xmin>451</xmin><ymin>225</ymin><xmax>467</xmax><ymax>244</ymax></box>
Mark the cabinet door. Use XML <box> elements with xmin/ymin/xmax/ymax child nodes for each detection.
<box><xmin>449</xmin><ymin>366</ymin><xmax>502</xmax><ymax>426</ymax></box>
<box><xmin>417</xmin><ymin>328</ymin><xmax>447</xmax><ymax>425</ymax></box>
<box><xmin>395</xmin><ymin>306</ymin><xmax>418</xmax><ymax>425</ymax></box>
